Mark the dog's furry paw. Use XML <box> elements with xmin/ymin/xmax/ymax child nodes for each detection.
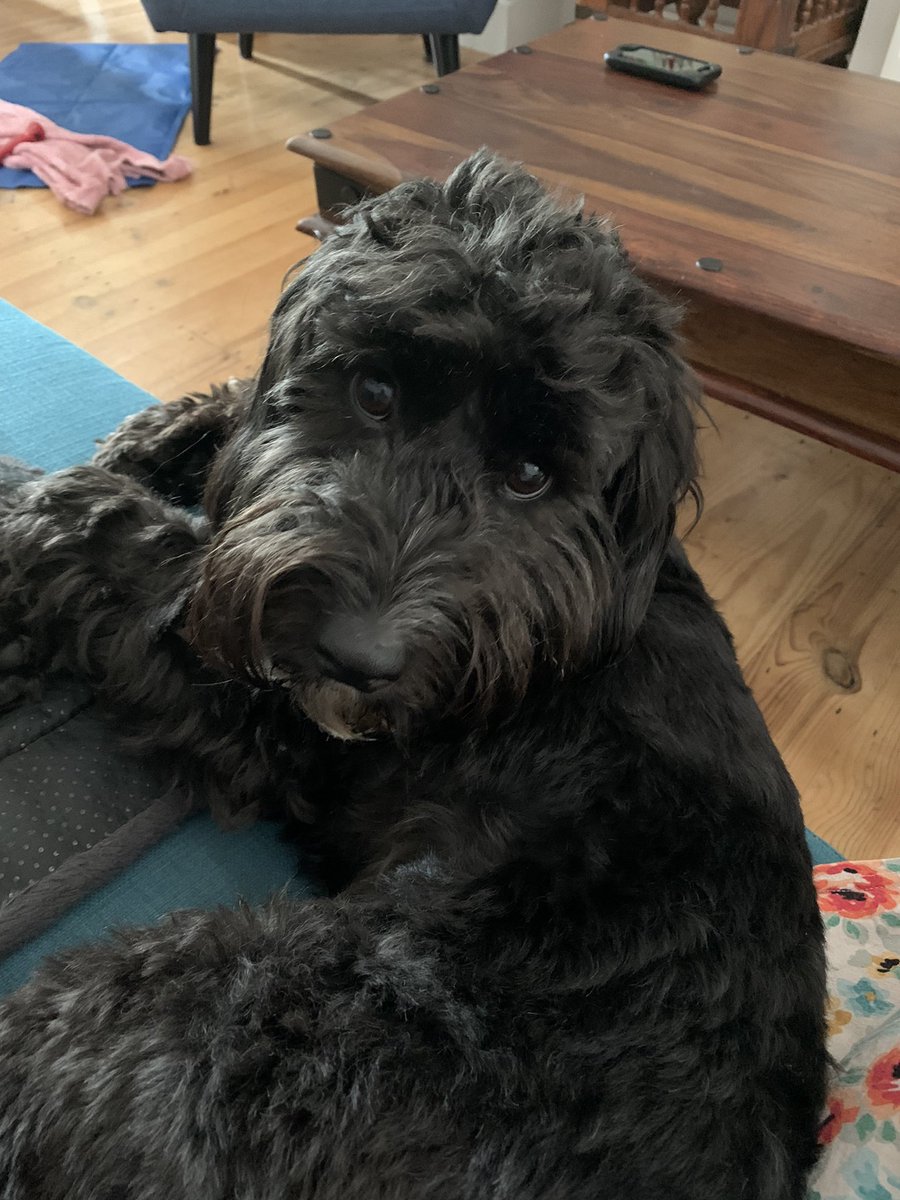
<box><xmin>0</xmin><ymin>466</ymin><xmax>45</xmax><ymax>710</ymax></box>
<box><xmin>93</xmin><ymin>378</ymin><xmax>253</xmax><ymax>506</ymax></box>
<box><xmin>0</xmin><ymin>456</ymin><xmax>44</xmax><ymax>518</ymax></box>
<box><xmin>0</xmin><ymin>635</ymin><xmax>42</xmax><ymax>710</ymax></box>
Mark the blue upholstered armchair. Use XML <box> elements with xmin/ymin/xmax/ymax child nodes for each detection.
<box><xmin>138</xmin><ymin>0</ymin><xmax>498</xmax><ymax>144</ymax></box>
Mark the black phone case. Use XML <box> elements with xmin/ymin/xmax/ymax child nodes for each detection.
<box><xmin>603</xmin><ymin>46</ymin><xmax>722</xmax><ymax>91</ymax></box>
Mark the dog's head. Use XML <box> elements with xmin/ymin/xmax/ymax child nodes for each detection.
<box><xmin>189</xmin><ymin>151</ymin><xmax>698</xmax><ymax>739</ymax></box>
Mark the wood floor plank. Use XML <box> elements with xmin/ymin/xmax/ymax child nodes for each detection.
<box><xmin>2</xmin><ymin>5</ymin><xmax>898</xmax><ymax>857</ymax></box>
<box><xmin>687</xmin><ymin>405</ymin><xmax>900</xmax><ymax>857</ymax></box>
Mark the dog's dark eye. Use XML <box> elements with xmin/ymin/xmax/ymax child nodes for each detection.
<box><xmin>505</xmin><ymin>462</ymin><xmax>551</xmax><ymax>501</ymax></box>
<box><xmin>352</xmin><ymin>371</ymin><xmax>396</xmax><ymax>421</ymax></box>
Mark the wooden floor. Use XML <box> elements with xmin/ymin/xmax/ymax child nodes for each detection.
<box><xmin>3</xmin><ymin>3</ymin><xmax>898</xmax><ymax>858</ymax></box>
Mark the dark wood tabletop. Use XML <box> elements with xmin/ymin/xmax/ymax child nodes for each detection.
<box><xmin>289</xmin><ymin>17</ymin><xmax>900</xmax><ymax>465</ymax></box>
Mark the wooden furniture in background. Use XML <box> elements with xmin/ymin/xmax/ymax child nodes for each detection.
<box><xmin>288</xmin><ymin>15</ymin><xmax>900</xmax><ymax>472</ymax></box>
<box><xmin>584</xmin><ymin>0</ymin><xmax>865</xmax><ymax>63</ymax></box>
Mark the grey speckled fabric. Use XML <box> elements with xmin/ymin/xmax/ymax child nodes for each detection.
<box><xmin>0</xmin><ymin>676</ymin><xmax>192</xmax><ymax>956</ymax></box>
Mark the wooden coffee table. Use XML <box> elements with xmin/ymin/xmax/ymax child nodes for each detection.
<box><xmin>288</xmin><ymin>16</ymin><xmax>900</xmax><ymax>470</ymax></box>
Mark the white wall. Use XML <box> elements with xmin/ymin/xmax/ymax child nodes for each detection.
<box><xmin>848</xmin><ymin>0</ymin><xmax>900</xmax><ymax>81</ymax></box>
<box><xmin>460</xmin><ymin>0</ymin><xmax>578</xmax><ymax>56</ymax></box>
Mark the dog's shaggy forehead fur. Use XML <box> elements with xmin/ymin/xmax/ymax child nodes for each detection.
<box><xmin>192</xmin><ymin>153</ymin><xmax>697</xmax><ymax>740</ymax></box>
<box><xmin>275</xmin><ymin>152</ymin><xmax>678</xmax><ymax>420</ymax></box>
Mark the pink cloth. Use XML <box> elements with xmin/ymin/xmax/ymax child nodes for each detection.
<box><xmin>0</xmin><ymin>100</ymin><xmax>192</xmax><ymax>215</ymax></box>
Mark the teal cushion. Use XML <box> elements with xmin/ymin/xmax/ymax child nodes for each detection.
<box><xmin>806</xmin><ymin>830</ymin><xmax>841</xmax><ymax>868</ymax></box>
<box><xmin>0</xmin><ymin>816</ymin><xmax>318</xmax><ymax>994</ymax></box>
<box><xmin>0</xmin><ymin>299</ymin><xmax>157</xmax><ymax>472</ymax></box>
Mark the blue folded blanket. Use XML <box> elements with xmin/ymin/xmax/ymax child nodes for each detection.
<box><xmin>0</xmin><ymin>42</ymin><xmax>190</xmax><ymax>189</ymax></box>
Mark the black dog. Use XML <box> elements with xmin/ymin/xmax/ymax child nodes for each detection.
<box><xmin>0</xmin><ymin>152</ymin><xmax>826</xmax><ymax>1199</ymax></box>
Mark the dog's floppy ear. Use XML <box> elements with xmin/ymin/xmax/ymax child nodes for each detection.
<box><xmin>603</xmin><ymin>338</ymin><xmax>700</xmax><ymax>656</ymax></box>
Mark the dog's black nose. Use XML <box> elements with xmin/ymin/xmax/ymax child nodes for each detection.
<box><xmin>316</xmin><ymin>614</ymin><xmax>406</xmax><ymax>691</ymax></box>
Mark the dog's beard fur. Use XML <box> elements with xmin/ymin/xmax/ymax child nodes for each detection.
<box><xmin>298</xmin><ymin>680</ymin><xmax>385</xmax><ymax>741</ymax></box>
<box><xmin>185</xmin><ymin>150</ymin><xmax>699</xmax><ymax>740</ymax></box>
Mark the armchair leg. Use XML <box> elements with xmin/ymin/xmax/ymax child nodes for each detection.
<box><xmin>239</xmin><ymin>33</ymin><xmax>254</xmax><ymax>59</ymax></box>
<box><xmin>428</xmin><ymin>33</ymin><xmax>460</xmax><ymax>76</ymax></box>
<box><xmin>188</xmin><ymin>32</ymin><xmax>216</xmax><ymax>145</ymax></box>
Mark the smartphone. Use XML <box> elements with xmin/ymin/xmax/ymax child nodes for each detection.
<box><xmin>603</xmin><ymin>44</ymin><xmax>722</xmax><ymax>90</ymax></box>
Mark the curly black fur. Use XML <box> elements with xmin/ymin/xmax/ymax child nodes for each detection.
<box><xmin>0</xmin><ymin>152</ymin><xmax>826</xmax><ymax>1199</ymax></box>
<box><xmin>93</xmin><ymin>377</ymin><xmax>252</xmax><ymax>507</ymax></box>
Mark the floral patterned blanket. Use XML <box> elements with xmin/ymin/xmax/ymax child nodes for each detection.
<box><xmin>810</xmin><ymin>859</ymin><xmax>900</xmax><ymax>1199</ymax></box>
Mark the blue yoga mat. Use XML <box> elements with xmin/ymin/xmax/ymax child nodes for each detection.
<box><xmin>0</xmin><ymin>42</ymin><xmax>190</xmax><ymax>190</ymax></box>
